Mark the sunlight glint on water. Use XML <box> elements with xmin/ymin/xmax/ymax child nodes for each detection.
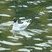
<box><xmin>0</xmin><ymin>0</ymin><xmax>52</xmax><ymax>52</ymax></box>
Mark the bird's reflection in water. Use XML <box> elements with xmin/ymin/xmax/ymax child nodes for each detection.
<box><xmin>10</xmin><ymin>28</ymin><xmax>48</xmax><ymax>39</ymax></box>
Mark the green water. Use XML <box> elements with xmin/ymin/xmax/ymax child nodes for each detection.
<box><xmin>0</xmin><ymin>0</ymin><xmax>52</xmax><ymax>52</ymax></box>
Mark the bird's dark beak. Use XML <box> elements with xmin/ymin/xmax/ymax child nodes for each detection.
<box><xmin>13</xmin><ymin>18</ymin><xmax>17</xmax><ymax>23</ymax></box>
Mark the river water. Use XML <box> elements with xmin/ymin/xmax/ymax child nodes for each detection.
<box><xmin>0</xmin><ymin>0</ymin><xmax>52</xmax><ymax>52</ymax></box>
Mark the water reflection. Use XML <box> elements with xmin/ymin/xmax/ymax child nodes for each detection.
<box><xmin>47</xmin><ymin>23</ymin><xmax>52</xmax><ymax>26</ymax></box>
<box><xmin>7</xmin><ymin>36</ymin><xmax>23</xmax><ymax>41</ymax></box>
<box><xmin>50</xmin><ymin>50</ymin><xmax>52</xmax><ymax>52</ymax></box>
<box><xmin>25</xmin><ymin>46</ymin><xmax>43</xmax><ymax>50</ymax></box>
<box><xmin>0</xmin><ymin>40</ymin><xmax>22</xmax><ymax>46</ymax></box>
<box><xmin>27</xmin><ymin>0</ymin><xmax>46</xmax><ymax>5</ymax></box>
<box><xmin>0</xmin><ymin>0</ymin><xmax>52</xmax><ymax>52</ymax></box>
<box><xmin>17</xmin><ymin>48</ymin><xmax>31</xmax><ymax>52</ymax></box>
<box><xmin>28</xmin><ymin>29</ymin><xmax>48</xmax><ymax>34</ymax></box>
<box><xmin>46</xmin><ymin>36</ymin><xmax>52</xmax><ymax>39</ymax></box>
<box><xmin>0</xmin><ymin>21</ymin><xmax>13</xmax><ymax>26</ymax></box>
<box><xmin>18</xmin><ymin>5</ymin><xmax>28</xmax><ymax>8</ymax></box>
<box><xmin>35</xmin><ymin>17</ymin><xmax>40</xmax><ymax>19</ymax></box>
<box><xmin>0</xmin><ymin>19</ymin><xmax>49</xmax><ymax>52</ymax></box>
<box><xmin>35</xmin><ymin>42</ymin><xmax>51</xmax><ymax>47</ymax></box>
<box><xmin>39</xmin><ymin>11</ymin><xmax>45</xmax><ymax>15</ymax></box>
<box><xmin>46</xmin><ymin>10</ymin><xmax>52</xmax><ymax>13</ymax></box>
<box><xmin>10</xmin><ymin>28</ymin><xmax>48</xmax><ymax>38</ymax></box>
<box><xmin>48</xmin><ymin>40</ymin><xmax>52</xmax><ymax>44</ymax></box>
<box><xmin>10</xmin><ymin>5</ymin><xmax>16</xmax><ymax>8</ymax></box>
<box><xmin>33</xmin><ymin>38</ymin><xmax>42</xmax><ymax>41</ymax></box>
<box><xmin>0</xmin><ymin>14</ymin><xmax>11</xmax><ymax>17</ymax></box>
<box><xmin>7</xmin><ymin>8</ymin><xmax>12</xmax><ymax>11</ymax></box>
<box><xmin>0</xmin><ymin>47</ymin><xmax>10</xmax><ymax>51</ymax></box>
<box><xmin>0</xmin><ymin>31</ymin><xmax>2</xmax><ymax>33</ymax></box>
<box><xmin>27</xmin><ymin>1</ymin><xmax>38</xmax><ymax>5</ymax></box>
<box><xmin>5</xmin><ymin>0</ymin><xmax>13</xmax><ymax>1</ymax></box>
<box><xmin>46</xmin><ymin>6</ymin><xmax>52</xmax><ymax>9</ymax></box>
<box><xmin>47</xmin><ymin>19</ymin><xmax>52</xmax><ymax>21</ymax></box>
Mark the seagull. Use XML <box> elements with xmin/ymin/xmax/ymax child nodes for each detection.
<box><xmin>12</xmin><ymin>18</ymin><xmax>31</xmax><ymax>31</ymax></box>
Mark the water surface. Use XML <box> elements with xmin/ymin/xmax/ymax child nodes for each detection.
<box><xmin>0</xmin><ymin>0</ymin><xmax>52</xmax><ymax>52</ymax></box>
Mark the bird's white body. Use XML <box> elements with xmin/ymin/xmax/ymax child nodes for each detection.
<box><xmin>12</xmin><ymin>20</ymin><xmax>30</xmax><ymax>31</ymax></box>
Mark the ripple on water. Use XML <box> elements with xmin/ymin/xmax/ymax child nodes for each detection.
<box><xmin>17</xmin><ymin>48</ymin><xmax>31</xmax><ymax>52</ymax></box>
<box><xmin>0</xmin><ymin>21</ymin><xmax>13</xmax><ymax>30</ymax></box>
<box><xmin>33</xmin><ymin>38</ymin><xmax>43</xmax><ymax>41</ymax></box>
<box><xmin>46</xmin><ymin>36</ymin><xmax>52</xmax><ymax>39</ymax></box>
<box><xmin>47</xmin><ymin>23</ymin><xmax>52</xmax><ymax>26</ymax></box>
<box><xmin>27</xmin><ymin>0</ymin><xmax>46</xmax><ymax>5</ymax></box>
<box><xmin>10</xmin><ymin>30</ymin><xmax>34</xmax><ymax>38</ymax></box>
<box><xmin>48</xmin><ymin>40</ymin><xmax>52</xmax><ymax>44</ymax></box>
<box><xmin>35</xmin><ymin>42</ymin><xmax>51</xmax><ymax>47</ymax></box>
<box><xmin>0</xmin><ymin>40</ymin><xmax>22</xmax><ymax>46</ymax></box>
<box><xmin>27</xmin><ymin>1</ymin><xmax>38</xmax><ymax>5</ymax></box>
<box><xmin>50</xmin><ymin>50</ymin><xmax>52</xmax><ymax>52</ymax></box>
<box><xmin>25</xmin><ymin>46</ymin><xmax>43</xmax><ymax>50</ymax></box>
<box><xmin>5</xmin><ymin>0</ymin><xmax>13</xmax><ymax>1</ymax></box>
<box><xmin>47</xmin><ymin>19</ymin><xmax>52</xmax><ymax>21</ymax></box>
<box><xmin>0</xmin><ymin>14</ymin><xmax>11</xmax><ymax>17</ymax></box>
<box><xmin>18</xmin><ymin>5</ymin><xmax>28</xmax><ymax>8</ymax></box>
<box><xmin>0</xmin><ymin>0</ymin><xmax>52</xmax><ymax>52</ymax></box>
<box><xmin>46</xmin><ymin>6</ymin><xmax>52</xmax><ymax>9</ymax></box>
<box><xmin>0</xmin><ymin>21</ymin><xmax>13</xmax><ymax>26</ymax></box>
<box><xmin>39</xmin><ymin>11</ymin><xmax>45</xmax><ymax>15</ymax></box>
<box><xmin>19</xmin><ymin>17</ymin><xmax>25</xmax><ymax>19</ymax></box>
<box><xmin>35</xmin><ymin>17</ymin><xmax>40</xmax><ymax>19</ymax></box>
<box><xmin>28</xmin><ymin>29</ymin><xmax>48</xmax><ymax>34</ymax></box>
<box><xmin>7</xmin><ymin>8</ymin><xmax>12</xmax><ymax>11</ymax></box>
<box><xmin>7</xmin><ymin>36</ymin><xmax>23</xmax><ymax>41</ymax></box>
<box><xmin>47</xmin><ymin>23</ymin><xmax>52</xmax><ymax>27</ymax></box>
<box><xmin>33</xmin><ymin>47</ymin><xmax>43</xmax><ymax>50</ymax></box>
<box><xmin>46</xmin><ymin>10</ymin><xmax>52</xmax><ymax>13</ymax></box>
<box><xmin>0</xmin><ymin>31</ymin><xmax>2</xmax><ymax>33</ymax></box>
<box><xmin>9</xmin><ymin>5</ymin><xmax>16</xmax><ymax>8</ymax></box>
<box><xmin>0</xmin><ymin>47</ymin><xmax>10</xmax><ymax>51</ymax></box>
